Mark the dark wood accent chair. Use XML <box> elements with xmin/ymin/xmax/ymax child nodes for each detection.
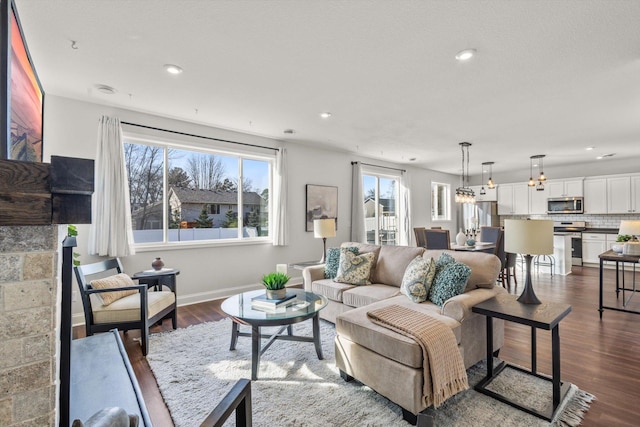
<box><xmin>480</xmin><ymin>227</ymin><xmax>510</xmax><ymax>286</ymax></box>
<box><xmin>423</xmin><ymin>229</ymin><xmax>451</xmax><ymax>249</ymax></box>
<box><xmin>74</xmin><ymin>258</ymin><xmax>177</xmax><ymax>356</ymax></box>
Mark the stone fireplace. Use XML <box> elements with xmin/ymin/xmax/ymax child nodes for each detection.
<box><xmin>0</xmin><ymin>225</ymin><xmax>61</xmax><ymax>426</ymax></box>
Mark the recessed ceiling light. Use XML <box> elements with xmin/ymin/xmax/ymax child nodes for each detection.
<box><xmin>585</xmin><ymin>147</ymin><xmax>594</xmax><ymax>151</ymax></box>
<box><xmin>455</xmin><ymin>49</ymin><xmax>476</xmax><ymax>61</ymax></box>
<box><xmin>320</xmin><ymin>112</ymin><xmax>332</xmax><ymax>119</ymax></box>
<box><xmin>596</xmin><ymin>153</ymin><xmax>616</xmax><ymax>160</ymax></box>
<box><xmin>164</xmin><ymin>64</ymin><xmax>183</xmax><ymax>75</ymax></box>
<box><xmin>283</xmin><ymin>129</ymin><xmax>295</xmax><ymax>134</ymax></box>
<box><xmin>409</xmin><ymin>157</ymin><xmax>417</xmax><ymax>162</ymax></box>
<box><xmin>95</xmin><ymin>84</ymin><xmax>117</xmax><ymax>95</ymax></box>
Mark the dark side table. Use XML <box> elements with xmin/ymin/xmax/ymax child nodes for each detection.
<box><xmin>472</xmin><ymin>293</ymin><xmax>572</xmax><ymax>421</ymax></box>
<box><xmin>132</xmin><ymin>268</ymin><xmax>180</xmax><ymax>292</ymax></box>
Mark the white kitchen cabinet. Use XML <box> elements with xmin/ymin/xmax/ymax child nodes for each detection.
<box><xmin>547</xmin><ymin>179</ymin><xmax>583</xmax><ymax>198</ymax></box>
<box><xmin>529</xmin><ymin>185</ymin><xmax>548</xmax><ymax>214</ymax></box>
<box><xmin>469</xmin><ymin>185</ymin><xmax>497</xmax><ymax>202</ymax></box>
<box><xmin>607</xmin><ymin>176</ymin><xmax>633</xmax><ymax>213</ymax></box>
<box><xmin>583</xmin><ymin>178</ymin><xmax>607</xmax><ymax>214</ymax></box>
<box><xmin>498</xmin><ymin>183</ymin><xmax>530</xmax><ymax>215</ymax></box>
<box><xmin>632</xmin><ymin>175</ymin><xmax>640</xmax><ymax>213</ymax></box>
<box><xmin>582</xmin><ymin>233</ymin><xmax>607</xmax><ymax>264</ymax></box>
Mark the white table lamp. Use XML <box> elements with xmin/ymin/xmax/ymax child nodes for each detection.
<box><xmin>618</xmin><ymin>220</ymin><xmax>640</xmax><ymax>241</ymax></box>
<box><xmin>314</xmin><ymin>218</ymin><xmax>336</xmax><ymax>262</ymax></box>
<box><xmin>504</xmin><ymin>219</ymin><xmax>554</xmax><ymax>304</ymax></box>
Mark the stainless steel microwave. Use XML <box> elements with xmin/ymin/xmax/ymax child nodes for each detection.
<box><xmin>547</xmin><ymin>197</ymin><xmax>584</xmax><ymax>214</ymax></box>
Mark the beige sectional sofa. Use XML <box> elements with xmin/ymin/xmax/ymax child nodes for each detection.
<box><xmin>302</xmin><ymin>242</ymin><xmax>506</xmax><ymax>424</ymax></box>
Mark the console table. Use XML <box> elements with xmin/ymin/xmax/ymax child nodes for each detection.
<box><xmin>598</xmin><ymin>249</ymin><xmax>640</xmax><ymax>317</ymax></box>
<box><xmin>472</xmin><ymin>294</ymin><xmax>572</xmax><ymax>421</ymax></box>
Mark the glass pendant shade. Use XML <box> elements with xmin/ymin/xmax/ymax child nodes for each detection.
<box><xmin>455</xmin><ymin>142</ymin><xmax>475</xmax><ymax>204</ymax></box>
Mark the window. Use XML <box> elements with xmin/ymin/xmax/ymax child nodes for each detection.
<box><xmin>125</xmin><ymin>139</ymin><xmax>272</xmax><ymax>245</ymax></box>
<box><xmin>431</xmin><ymin>182</ymin><xmax>451</xmax><ymax>221</ymax></box>
<box><xmin>363</xmin><ymin>172</ymin><xmax>400</xmax><ymax>245</ymax></box>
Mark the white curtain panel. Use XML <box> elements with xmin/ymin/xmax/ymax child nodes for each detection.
<box><xmin>350</xmin><ymin>162</ymin><xmax>366</xmax><ymax>242</ymax></box>
<box><xmin>88</xmin><ymin>116</ymin><xmax>136</xmax><ymax>257</ymax></box>
<box><xmin>399</xmin><ymin>171</ymin><xmax>411</xmax><ymax>246</ymax></box>
<box><xmin>272</xmin><ymin>147</ymin><xmax>288</xmax><ymax>246</ymax></box>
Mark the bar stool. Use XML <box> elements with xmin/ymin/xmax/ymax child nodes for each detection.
<box><xmin>533</xmin><ymin>254</ymin><xmax>555</xmax><ymax>276</ymax></box>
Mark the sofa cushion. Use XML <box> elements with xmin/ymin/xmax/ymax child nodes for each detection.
<box><xmin>423</xmin><ymin>250</ymin><xmax>501</xmax><ymax>292</ymax></box>
<box><xmin>325</xmin><ymin>246</ymin><xmax>359</xmax><ymax>279</ymax></box>
<box><xmin>336</xmin><ymin>295</ymin><xmax>461</xmax><ymax>369</ymax></box>
<box><xmin>335</xmin><ymin>250</ymin><xmax>376</xmax><ymax>285</ymax></box>
<box><xmin>342</xmin><ymin>284</ymin><xmax>402</xmax><ymax>308</ymax></box>
<box><xmin>370</xmin><ymin>245</ymin><xmax>425</xmax><ymax>287</ymax></box>
<box><xmin>429</xmin><ymin>261</ymin><xmax>472</xmax><ymax>306</ymax></box>
<box><xmin>311</xmin><ymin>279</ymin><xmax>356</xmax><ymax>303</ymax></box>
<box><xmin>401</xmin><ymin>256</ymin><xmax>436</xmax><ymax>303</ymax></box>
<box><xmin>341</xmin><ymin>242</ymin><xmax>381</xmax><ymax>276</ymax></box>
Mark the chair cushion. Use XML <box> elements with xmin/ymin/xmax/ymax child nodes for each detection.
<box><xmin>335</xmin><ymin>250</ymin><xmax>376</xmax><ymax>285</ymax></box>
<box><xmin>325</xmin><ymin>246</ymin><xmax>359</xmax><ymax>279</ymax></box>
<box><xmin>90</xmin><ymin>274</ymin><xmax>137</xmax><ymax>306</ymax></box>
<box><xmin>342</xmin><ymin>284</ymin><xmax>402</xmax><ymax>308</ymax></box>
<box><xmin>311</xmin><ymin>279</ymin><xmax>356</xmax><ymax>303</ymax></box>
<box><xmin>93</xmin><ymin>291</ymin><xmax>176</xmax><ymax>324</ymax></box>
<box><xmin>401</xmin><ymin>256</ymin><xmax>436</xmax><ymax>303</ymax></box>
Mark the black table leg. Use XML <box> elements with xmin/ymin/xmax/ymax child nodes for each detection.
<box><xmin>313</xmin><ymin>314</ymin><xmax>323</xmax><ymax>359</ymax></box>
<box><xmin>251</xmin><ymin>325</ymin><xmax>260</xmax><ymax>380</ymax></box>
<box><xmin>531</xmin><ymin>326</ymin><xmax>537</xmax><ymax>375</ymax></box>
<box><xmin>599</xmin><ymin>258</ymin><xmax>604</xmax><ymax>319</ymax></box>
<box><xmin>552</xmin><ymin>324</ymin><xmax>562</xmax><ymax>411</ymax></box>
<box><xmin>230</xmin><ymin>321</ymin><xmax>239</xmax><ymax>350</ymax></box>
<box><xmin>486</xmin><ymin>316</ymin><xmax>493</xmax><ymax>377</ymax></box>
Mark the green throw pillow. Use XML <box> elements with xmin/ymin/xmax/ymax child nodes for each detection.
<box><xmin>401</xmin><ymin>256</ymin><xmax>437</xmax><ymax>303</ymax></box>
<box><xmin>325</xmin><ymin>247</ymin><xmax>359</xmax><ymax>279</ymax></box>
<box><xmin>428</xmin><ymin>261</ymin><xmax>471</xmax><ymax>306</ymax></box>
<box><xmin>335</xmin><ymin>249</ymin><xmax>376</xmax><ymax>285</ymax></box>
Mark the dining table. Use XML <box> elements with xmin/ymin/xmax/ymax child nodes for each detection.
<box><xmin>451</xmin><ymin>242</ymin><xmax>496</xmax><ymax>253</ymax></box>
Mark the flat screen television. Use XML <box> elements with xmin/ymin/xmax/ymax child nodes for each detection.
<box><xmin>1</xmin><ymin>0</ymin><xmax>44</xmax><ymax>162</ymax></box>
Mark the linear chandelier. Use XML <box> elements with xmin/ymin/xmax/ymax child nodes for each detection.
<box><xmin>455</xmin><ymin>142</ymin><xmax>475</xmax><ymax>204</ymax></box>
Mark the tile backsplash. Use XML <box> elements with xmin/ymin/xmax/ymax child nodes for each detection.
<box><xmin>501</xmin><ymin>213</ymin><xmax>640</xmax><ymax>230</ymax></box>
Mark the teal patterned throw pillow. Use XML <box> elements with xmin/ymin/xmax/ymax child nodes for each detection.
<box><xmin>401</xmin><ymin>257</ymin><xmax>437</xmax><ymax>303</ymax></box>
<box><xmin>435</xmin><ymin>252</ymin><xmax>455</xmax><ymax>273</ymax></box>
<box><xmin>325</xmin><ymin>247</ymin><xmax>359</xmax><ymax>279</ymax></box>
<box><xmin>335</xmin><ymin>249</ymin><xmax>376</xmax><ymax>285</ymax></box>
<box><xmin>429</xmin><ymin>261</ymin><xmax>472</xmax><ymax>306</ymax></box>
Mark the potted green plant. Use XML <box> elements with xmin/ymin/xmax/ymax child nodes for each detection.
<box><xmin>261</xmin><ymin>272</ymin><xmax>290</xmax><ymax>299</ymax></box>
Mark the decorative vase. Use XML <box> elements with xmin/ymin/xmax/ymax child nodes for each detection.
<box><xmin>266</xmin><ymin>288</ymin><xmax>287</xmax><ymax>300</ymax></box>
<box><xmin>151</xmin><ymin>257</ymin><xmax>165</xmax><ymax>271</ymax></box>
<box><xmin>466</xmin><ymin>239</ymin><xmax>476</xmax><ymax>247</ymax></box>
<box><xmin>456</xmin><ymin>229</ymin><xmax>467</xmax><ymax>246</ymax></box>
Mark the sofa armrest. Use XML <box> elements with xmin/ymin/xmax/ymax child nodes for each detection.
<box><xmin>302</xmin><ymin>265</ymin><xmax>326</xmax><ymax>291</ymax></box>
<box><xmin>441</xmin><ymin>286</ymin><xmax>507</xmax><ymax>322</ymax></box>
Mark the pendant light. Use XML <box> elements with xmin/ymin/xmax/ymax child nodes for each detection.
<box><xmin>528</xmin><ymin>156</ymin><xmax>536</xmax><ymax>187</ymax></box>
<box><xmin>455</xmin><ymin>142</ymin><xmax>475</xmax><ymax>204</ymax></box>
<box><xmin>483</xmin><ymin>161</ymin><xmax>495</xmax><ymax>189</ymax></box>
<box><xmin>479</xmin><ymin>164</ymin><xmax>486</xmax><ymax>195</ymax></box>
<box><xmin>530</xmin><ymin>154</ymin><xmax>546</xmax><ymax>191</ymax></box>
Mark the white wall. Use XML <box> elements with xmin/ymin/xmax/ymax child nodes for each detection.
<box><xmin>43</xmin><ymin>95</ymin><xmax>459</xmax><ymax>322</ymax></box>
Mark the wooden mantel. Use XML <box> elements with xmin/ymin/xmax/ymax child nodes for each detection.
<box><xmin>0</xmin><ymin>156</ymin><xmax>94</xmax><ymax>225</ymax></box>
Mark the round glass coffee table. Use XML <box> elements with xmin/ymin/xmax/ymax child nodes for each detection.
<box><xmin>221</xmin><ymin>288</ymin><xmax>328</xmax><ymax>380</ymax></box>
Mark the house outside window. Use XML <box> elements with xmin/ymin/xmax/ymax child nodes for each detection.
<box><xmin>363</xmin><ymin>172</ymin><xmax>400</xmax><ymax>245</ymax></box>
<box><xmin>125</xmin><ymin>139</ymin><xmax>272</xmax><ymax>245</ymax></box>
<box><xmin>431</xmin><ymin>182</ymin><xmax>451</xmax><ymax>221</ymax></box>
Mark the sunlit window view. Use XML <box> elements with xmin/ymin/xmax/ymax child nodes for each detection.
<box><xmin>431</xmin><ymin>182</ymin><xmax>451</xmax><ymax>221</ymax></box>
<box><xmin>363</xmin><ymin>174</ymin><xmax>399</xmax><ymax>245</ymax></box>
<box><xmin>125</xmin><ymin>141</ymin><xmax>271</xmax><ymax>244</ymax></box>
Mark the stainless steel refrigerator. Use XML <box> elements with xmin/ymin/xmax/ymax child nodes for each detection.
<box><xmin>462</xmin><ymin>202</ymin><xmax>500</xmax><ymax>233</ymax></box>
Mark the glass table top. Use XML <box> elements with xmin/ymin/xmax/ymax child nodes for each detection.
<box><xmin>221</xmin><ymin>288</ymin><xmax>328</xmax><ymax>321</ymax></box>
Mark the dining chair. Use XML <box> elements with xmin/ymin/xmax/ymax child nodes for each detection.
<box><xmin>74</xmin><ymin>258</ymin><xmax>177</xmax><ymax>356</ymax></box>
<box><xmin>423</xmin><ymin>229</ymin><xmax>451</xmax><ymax>249</ymax></box>
<box><xmin>480</xmin><ymin>227</ymin><xmax>508</xmax><ymax>286</ymax></box>
<box><xmin>414</xmin><ymin>227</ymin><xmax>427</xmax><ymax>247</ymax></box>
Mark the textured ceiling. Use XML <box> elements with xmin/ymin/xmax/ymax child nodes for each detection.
<box><xmin>13</xmin><ymin>0</ymin><xmax>640</xmax><ymax>175</ymax></box>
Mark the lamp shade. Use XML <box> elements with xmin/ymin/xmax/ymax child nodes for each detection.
<box><xmin>504</xmin><ymin>219</ymin><xmax>553</xmax><ymax>255</ymax></box>
<box><xmin>618</xmin><ymin>220</ymin><xmax>640</xmax><ymax>237</ymax></box>
<box><xmin>314</xmin><ymin>218</ymin><xmax>336</xmax><ymax>238</ymax></box>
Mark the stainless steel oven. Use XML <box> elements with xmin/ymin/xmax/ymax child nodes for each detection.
<box><xmin>553</xmin><ymin>221</ymin><xmax>586</xmax><ymax>266</ymax></box>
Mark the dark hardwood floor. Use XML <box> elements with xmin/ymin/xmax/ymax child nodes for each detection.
<box><xmin>73</xmin><ymin>265</ymin><xmax>640</xmax><ymax>426</ymax></box>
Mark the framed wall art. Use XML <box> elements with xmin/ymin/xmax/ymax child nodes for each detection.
<box><xmin>305</xmin><ymin>184</ymin><xmax>338</xmax><ymax>232</ymax></box>
<box><xmin>1</xmin><ymin>0</ymin><xmax>44</xmax><ymax>162</ymax></box>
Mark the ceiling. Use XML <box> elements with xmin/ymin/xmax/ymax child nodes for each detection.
<box><xmin>14</xmin><ymin>0</ymin><xmax>640</xmax><ymax>176</ymax></box>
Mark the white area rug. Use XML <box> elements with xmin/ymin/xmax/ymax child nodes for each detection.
<box><xmin>147</xmin><ymin>319</ymin><xmax>594</xmax><ymax>427</ymax></box>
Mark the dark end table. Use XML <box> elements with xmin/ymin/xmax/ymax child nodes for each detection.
<box><xmin>472</xmin><ymin>293</ymin><xmax>572</xmax><ymax>421</ymax></box>
<box><xmin>132</xmin><ymin>268</ymin><xmax>180</xmax><ymax>292</ymax></box>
